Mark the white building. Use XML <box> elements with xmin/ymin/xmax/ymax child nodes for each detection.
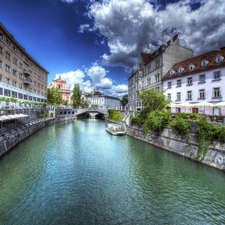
<box><xmin>163</xmin><ymin>47</ymin><xmax>225</xmax><ymax>115</ymax></box>
<box><xmin>87</xmin><ymin>91</ymin><xmax>121</xmax><ymax>109</ymax></box>
<box><xmin>128</xmin><ymin>35</ymin><xmax>193</xmax><ymax>112</ymax></box>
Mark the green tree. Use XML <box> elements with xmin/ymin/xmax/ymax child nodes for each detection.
<box><xmin>139</xmin><ymin>88</ymin><xmax>170</xmax><ymax>121</ymax></box>
<box><xmin>71</xmin><ymin>84</ymin><xmax>82</xmax><ymax>108</ymax></box>
<box><xmin>122</xmin><ymin>94</ymin><xmax>128</xmax><ymax>106</ymax></box>
<box><xmin>47</xmin><ymin>86</ymin><xmax>62</xmax><ymax>105</ymax></box>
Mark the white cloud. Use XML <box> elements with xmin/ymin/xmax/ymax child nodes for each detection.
<box><xmin>85</xmin><ymin>64</ymin><xmax>113</xmax><ymax>89</ymax></box>
<box><xmin>55</xmin><ymin>70</ymin><xmax>85</xmax><ymax>89</ymax></box>
<box><xmin>83</xmin><ymin>0</ymin><xmax>225</xmax><ymax>69</ymax></box>
<box><xmin>54</xmin><ymin>64</ymin><xmax>128</xmax><ymax>96</ymax></box>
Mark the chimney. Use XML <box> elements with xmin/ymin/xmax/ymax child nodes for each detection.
<box><xmin>172</xmin><ymin>34</ymin><xmax>178</xmax><ymax>42</ymax></box>
<box><xmin>167</xmin><ymin>40</ymin><xmax>171</xmax><ymax>46</ymax></box>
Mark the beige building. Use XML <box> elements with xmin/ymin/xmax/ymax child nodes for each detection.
<box><xmin>128</xmin><ymin>35</ymin><xmax>193</xmax><ymax>112</ymax></box>
<box><xmin>0</xmin><ymin>23</ymin><xmax>48</xmax><ymax>108</ymax></box>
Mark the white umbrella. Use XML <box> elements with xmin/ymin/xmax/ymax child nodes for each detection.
<box><xmin>177</xmin><ymin>102</ymin><xmax>194</xmax><ymax>108</ymax></box>
<box><xmin>192</xmin><ymin>101</ymin><xmax>214</xmax><ymax>114</ymax></box>
<box><xmin>192</xmin><ymin>101</ymin><xmax>214</xmax><ymax>107</ymax></box>
<box><xmin>214</xmin><ymin>101</ymin><xmax>225</xmax><ymax>107</ymax></box>
<box><xmin>0</xmin><ymin>115</ymin><xmax>10</xmax><ymax>121</ymax></box>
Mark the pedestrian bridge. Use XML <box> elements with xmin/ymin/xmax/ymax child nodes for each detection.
<box><xmin>76</xmin><ymin>108</ymin><xmax>108</xmax><ymax>117</ymax></box>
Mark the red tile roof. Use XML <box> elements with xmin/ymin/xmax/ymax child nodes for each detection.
<box><xmin>163</xmin><ymin>47</ymin><xmax>225</xmax><ymax>80</ymax></box>
<box><xmin>141</xmin><ymin>53</ymin><xmax>151</xmax><ymax>64</ymax></box>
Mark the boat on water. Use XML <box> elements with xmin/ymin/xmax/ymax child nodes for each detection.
<box><xmin>105</xmin><ymin>123</ymin><xmax>126</xmax><ymax>136</ymax></box>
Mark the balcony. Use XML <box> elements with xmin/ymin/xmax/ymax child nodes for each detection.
<box><xmin>23</xmin><ymin>68</ymin><xmax>32</xmax><ymax>76</ymax></box>
<box><xmin>23</xmin><ymin>78</ymin><xmax>32</xmax><ymax>85</ymax></box>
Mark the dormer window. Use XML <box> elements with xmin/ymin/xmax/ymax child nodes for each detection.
<box><xmin>170</xmin><ymin>69</ymin><xmax>175</xmax><ymax>76</ymax></box>
<box><xmin>216</xmin><ymin>54</ymin><xmax>224</xmax><ymax>64</ymax></box>
<box><xmin>177</xmin><ymin>66</ymin><xmax>184</xmax><ymax>74</ymax></box>
<box><xmin>201</xmin><ymin>59</ymin><xmax>209</xmax><ymax>67</ymax></box>
<box><xmin>188</xmin><ymin>63</ymin><xmax>195</xmax><ymax>71</ymax></box>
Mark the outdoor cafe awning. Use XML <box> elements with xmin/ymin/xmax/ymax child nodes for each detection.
<box><xmin>0</xmin><ymin>114</ymin><xmax>29</xmax><ymax>121</ymax></box>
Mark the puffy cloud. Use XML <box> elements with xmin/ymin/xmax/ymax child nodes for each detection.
<box><xmin>84</xmin><ymin>0</ymin><xmax>225</xmax><ymax>69</ymax></box>
<box><xmin>55</xmin><ymin>70</ymin><xmax>85</xmax><ymax>89</ymax></box>
<box><xmin>85</xmin><ymin>64</ymin><xmax>113</xmax><ymax>89</ymax></box>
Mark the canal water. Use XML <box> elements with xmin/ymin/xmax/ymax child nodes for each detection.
<box><xmin>0</xmin><ymin>119</ymin><xmax>225</xmax><ymax>225</ymax></box>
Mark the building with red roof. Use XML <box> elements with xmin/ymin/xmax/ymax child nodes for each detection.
<box><xmin>128</xmin><ymin>35</ymin><xmax>193</xmax><ymax>112</ymax></box>
<box><xmin>163</xmin><ymin>47</ymin><xmax>225</xmax><ymax>115</ymax></box>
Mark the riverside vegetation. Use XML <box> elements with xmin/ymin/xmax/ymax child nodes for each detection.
<box><xmin>130</xmin><ymin>89</ymin><xmax>225</xmax><ymax>161</ymax></box>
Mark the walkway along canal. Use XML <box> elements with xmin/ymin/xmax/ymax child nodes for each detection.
<box><xmin>0</xmin><ymin>119</ymin><xmax>225</xmax><ymax>224</ymax></box>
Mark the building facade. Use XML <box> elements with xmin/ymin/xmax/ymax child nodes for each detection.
<box><xmin>163</xmin><ymin>47</ymin><xmax>225</xmax><ymax>115</ymax></box>
<box><xmin>0</xmin><ymin>23</ymin><xmax>48</xmax><ymax>108</ymax></box>
<box><xmin>87</xmin><ymin>91</ymin><xmax>121</xmax><ymax>109</ymax></box>
<box><xmin>48</xmin><ymin>75</ymin><xmax>71</xmax><ymax>105</ymax></box>
<box><xmin>128</xmin><ymin>35</ymin><xmax>193</xmax><ymax>112</ymax></box>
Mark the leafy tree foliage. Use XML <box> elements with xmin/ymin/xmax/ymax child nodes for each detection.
<box><xmin>71</xmin><ymin>84</ymin><xmax>82</xmax><ymax>108</ymax></box>
<box><xmin>122</xmin><ymin>94</ymin><xmax>128</xmax><ymax>106</ymax></box>
<box><xmin>139</xmin><ymin>88</ymin><xmax>170</xmax><ymax>122</ymax></box>
<box><xmin>47</xmin><ymin>87</ymin><xmax>63</xmax><ymax>105</ymax></box>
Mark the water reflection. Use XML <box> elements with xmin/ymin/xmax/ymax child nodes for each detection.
<box><xmin>0</xmin><ymin>119</ymin><xmax>225</xmax><ymax>225</ymax></box>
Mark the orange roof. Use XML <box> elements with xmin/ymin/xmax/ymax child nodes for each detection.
<box><xmin>141</xmin><ymin>52</ymin><xmax>151</xmax><ymax>64</ymax></box>
<box><xmin>163</xmin><ymin>47</ymin><xmax>225</xmax><ymax>80</ymax></box>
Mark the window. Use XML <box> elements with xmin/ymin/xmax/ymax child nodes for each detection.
<box><xmin>4</xmin><ymin>89</ymin><xmax>10</xmax><ymax>96</ymax></box>
<box><xmin>19</xmin><ymin>73</ymin><xmax>23</xmax><ymax>79</ymax></box>
<box><xmin>0</xmin><ymin>74</ymin><xmax>2</xmax><ymax>81</ymax></box>
<box><xmin>5</xmin><ymin>64</ymin><xmax>10</xmax><ymax>72</ymax></box>
<box><xmin>29</xmin><ymin>96</ymin><xmax>32</xmax><ymax>101</ymax></box>
<box><xmin>167</xmin><ymin>81</ymin><xmax>172</xmax><ymax>89</ymax></box>
<box><xmin>148</xmin><ymin>65</ymin><xmax>151</xmax><ymax>73</ymax></box>
<box><xmin>199</xmin><ymin>89</ymin><xmax>205</xmax><ymax>99</ymax></box>
<box><xmin>13</xmin><ymin>69</ymin><xmax>17</xmax><ymax>76</ymax></box>
<box><xmin>199</xmin><ymin>74</ymin><xmax>205</xmax><ymax>83</ymax></box>
<box><xmin>0</xmin><ymin>46</ymin><xmax>2</xmax><ymax>54</ymax></box>
<box><xmin>6</xmin><ymin>52</ymin><xmax>10</xmax><ymax>60</ymax></box>
<box><xmin>216</xmin><ymin>55</ymin><xmax>224</xmax><ymax>63</ymax></box>
<box><xmin>156</xmin><ymin>59</ymin><xmax>160</xmax><ymax>69</ymax></box>
<box><xmin>176</xmin><ymin>92</ymin><xmax>181</xmax><ymax>101</ymax></box>
<box><xmin>213</xmin><ymin>88</ymin><xmax>220</xmax><ymax>98</ymax></box>
<box><xmin>13</xmin><ymin>46</ymin><xmax>17</xmax><ymax>53</ymax></box>
<box><xmin>147</xmin><ymin>77</ymin><xmax>151</xmax><ymax>85</ymax></box>
<box><xmin>13</xmin><ymin>81</ymin><xmax>17</xmax><ymax>87</ymax></box>
<box><xmin>13</xmin><ymin>57</ymin><xmax>17</xmax><ymax>65</ymax></box>
<box><xmin>6</xmin><ymin>39</ymin><xmax>11</xmax><ymax>47</ymax></box>
<box><xmin>5</xmin><ymin>77</ymin><xmax>10</xmax><ymax>84</ymax></box>
<box><xmin>187</xmin><ymin>91</ymin><xmax>192</xmax><ymax>100</ymax></box>
<box><xmin>19</xmin><ymin>83</ymin><xmax>22</xmax><ymax>89</ymax></box>
<box><xmin>0</xmin><ymin>60</ymin><xmax>2</xmax><ymax>68</ymax></box>
<box><xmin>178</xmin><ymin>66</ymin><xmax>184</xmax><ymax>74</ymax></box>
<box><xmin>176</xmin><ymin>79</ymin><xmax>181</xmax><ymax>87</ymax></box>
<box><xmin>187</xmin><ymin>77</ymin><xmax>192</xmax><ymax>85</ymax></box>
<box><xmin>201</xmin><ymin>59</ymin><xmax>209</xmax><ymax>67</ymax></box>
<box><xmin>19</xmin><ymin>62</ymin><xmax>23</xmax><ymax>69</ymax></box>
<box><xmin>0</xmin><ymin>33</ymin><xmax>3</xmax><ymax>39</ymax></box>
<box><xmin>170</xmin><ymin>69</ymin><xmax>175</xmax><ymax>76</ymax></box>
<box><xmin>18</xmin><ymin>93</ymin><xmax>23</xmax><ymax>99</ymax></box>
<box><xmin>0</xmin><ymin>88</ymin><xmax>2</xmax><ymax>95</ymax></box>
<box><xmin>213</xmin><ymin>71</ymin><xmax>220</xmax><ymax>80</ymax></box>
<box><xmin>155</xmin><ymin>73</ymin><xmax>160</xmax><ymax>82</ymax></box>
<box><xmin>12</xmin><ymin>91</ymin><xmax>17</xmax><ymax>98</ymax></box>
<box><xmin>167</xmin><ymin>93</ymin><xmax>171</xmax><ymax>100</ymax></box>
<box><xmin>24</xmin><ymin>95</ymin><xmax>27</xmax><ymax>100</ymax></box>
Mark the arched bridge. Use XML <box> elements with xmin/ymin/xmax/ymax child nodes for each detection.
<box><xmin>76</xmin><ymin>109</ymin><xmax>108</xmax><ymax>118</ymax></box>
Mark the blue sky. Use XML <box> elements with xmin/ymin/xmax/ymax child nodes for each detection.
<box><xmin>0</xmin><ymin>0</ymin><xmax>224</xmax><ymax>97</ymax></box>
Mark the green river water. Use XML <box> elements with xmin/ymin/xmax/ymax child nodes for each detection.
<box><xmin>0</xmin><ymin>119</ymin><xmax>225</xmax><ymax>225</ymax></box>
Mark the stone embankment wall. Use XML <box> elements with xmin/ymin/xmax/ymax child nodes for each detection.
<box><xmin>0</xmin><ymin>117</ymin><xmax>76</xmax><ymax>158</ymax></box>
<box><xmin>127</xmin><ymin>124</ymin><xmax>225</xmax><ymax>172</ymax></box>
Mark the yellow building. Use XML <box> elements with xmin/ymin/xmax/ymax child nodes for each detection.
<box><xmin>0</xmin><ymin>23</ymin><xmax>49</xmax><ymax>107</ymax></box>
